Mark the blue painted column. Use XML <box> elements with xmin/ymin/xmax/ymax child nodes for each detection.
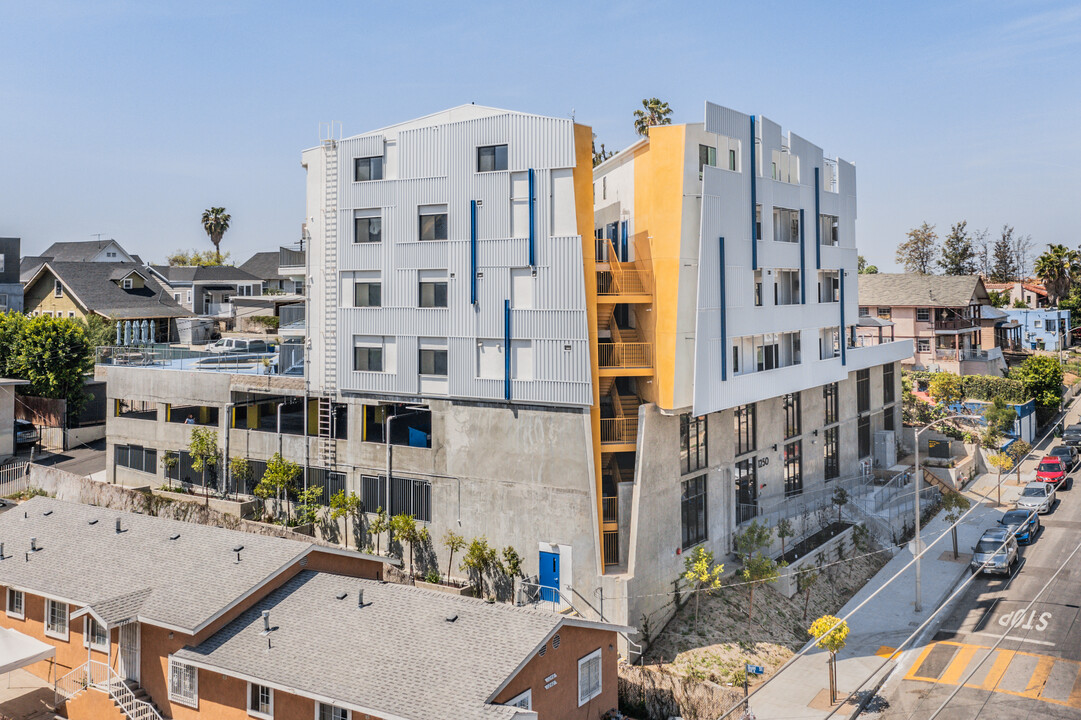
<box><xmin>528</xmin><ymin>169</ymin><xmax>536</xmax><ymax>267</ymax></box>
<box><xmin>799</xmin><ymin>209</ymin><xmax>807</xmax><ymax>304</ymax></box>
<box><xmin>814</xmin><ymin>167</ymin><xmax>821</xmax><ymax>270</ymax></box>
<box><xmin>719</xmin><ymin>236</ymin><xmax>728</xmax><ymax>381</ymax></box>
<box><xmin>504</xmin><ymin>299</ymin><xmax>512</xmax><ymax>401</ymax></box>
<box><xmin>620</xmin><ymin>220</ymin><xmax>628</xmax><ymax>262</ymax></box>
<box><xmin>470</xmin><ymin>200</ymin><xmax>478</xmax><ymax>305</ymax></box>
<box><xmin>749</xmin><ymin>116</ymin><xmax>758</xmax><ymax>271</ymax></box>
<box><xmin>840</xmin><ymin>269</ymin><xmax>847</xmax><ymax>366</ymax></box>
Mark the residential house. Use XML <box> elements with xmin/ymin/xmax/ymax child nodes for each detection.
<box><xmin>1004</xmin><ymin>308</ymin><xmax>1071</xmax><ymax>351</ymax></box>
<box><xmin>147</xmin><ymin>265</ymin><xmax>262</xmax><ymax>322</ymax></box>
<box><xmin>0</xmin><ymin>237</ymin><xmax>22</xmax><ymax>313</ymax></box>
<box><xmin>0</xmin><ymin>496</ymin><xmax>624</xmax><ymax>720</ymax></box>
<box><xmin>97</xmin><ymin>102</ymin><xmax>910</xmax><ymax>654</ymax></box>
<box><xmin>857</xmin><ymin>273</ymin><xmax>1016</xmax><ymax>375</ymax></box>
<box><xmin>984</xmin><ymin>281</ymin><xmax>1049</xmax><ymax>309</ymax></box>
<box><xmin>22</xmin><ymin>262</ymin><xmax>191</xmax><ymax>342</ymax></box>
<box><xmin>234</xmin><ymin>249</ymin><xmax>306</xmax><ymax>337</ymax></box>
<box><xmin>21</xmin><ymin>239</ymin><xmax>142</xmax><ymax>284</ymax></box>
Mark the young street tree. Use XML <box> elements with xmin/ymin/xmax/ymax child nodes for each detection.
<box><xmin>735</xmin><ymin>520</ymin><xmax>780</xmax><ymax>620</ymax></box>
<box><xmin>937</xmin><ymin>221</ymin><xmax>978</xmax><ymax>275</ymax></box>
<box><xmin>442</xmin><ymin>530</ymin><xmax>467</xmax><ymax>582</ymax></box>
<box><xmin>633</xmin><ymin>98</ymin><xmax>673</xmax><ymax>136</ymax></box>
<box><xmin>682</xmin><ymin>546</ymin><xmax>724</xmax><ymax>633</ymax></box>
<box><xmin>187</xmin><ymin>426</ymin><xmax>220</xmax><ymax>501</ymax></box>
<box><xmin>254</xmin><ymin>452</ymin><xmax>300</xmax><ymax>522</ymax></box>
<box><xmin>896</xmin><ymin>222</ymin><xmax>938</xmax><ymax>274</ymax></box>
<box><xmin>809</xmin><ymin>615</ymin><xmax>850</xmax><ymax>705</ymax></box>
<box><xmin>367</xmin><ymin>506</ymin><xmax>389</xmax><ymax>555</ymax></box>
<box><xmin>201</xmin><ymin>207</ymin><xmax>231</xmax><ymax>264</ymax></box>
<box><xmin>941</xmin><ymin>491</ymin><xmax>971</xmax><ymax>559</ymax></box>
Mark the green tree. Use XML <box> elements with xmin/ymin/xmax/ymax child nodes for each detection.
<box><xmin>735</xmin><ymin>520</ymin><xmax>779</xmax><ymax>620</ymax></box>
<box><xmin>988</xmin><ymin>290</ymin><xmax>1009</xmax><ymax>308</ymax></box>
<box><xmin>798</xmin><ymin>565</ymin><xmax>821</xmax><ymax>620</ymax></box>
<box><xmin>389</xmin><ymin>513</ymin><xmax>430</xmax><ymax>582</ymax></box>
<box><xmin>295</xmin><ymin>485</ymin><xmax>324</xmax><ymax>526</ymax></box>
<box><xmin>200</xmin><ymin>207</ymin><xmax>232</xmax><ymax>264</ymax></box>
<box><xmin>254</xmin><ymin>452</ymin><xmax>300</xmax><ymax>522</ymax></box>
<box><xmin>988</xmin><ymin>451</ymin><xmax>1014</xmax><ymax>507</ymax></box>
<box><xmin>228</xmin><ymin>456</ymin><xmax>252</xmax><ymax>499</ymax></box>
<box><xmin>160</xmin><ymin>450</ymin><xmax>179</xmax><ymax>491</ymax></box>
<box><xmin>857</xmin><ymin>255</ymin><xmax>878</xmax><ymax>274</ymax></box>
<box><xmin>502</xmin><ymin>546</ymin><xmax>523</xmax><ymax>578</ymax></box>
<box><xmin>776</xmin><ymin>517</ymin><xmax>795</xmax><ymax>559</ymax></box>
<box><xmin>442</xmin><ymin>530</ymin><xmax>466</xmax><ymax>582</ymax></box>
<box><xmin>167</xmin><ymin>249</ymin><xmax>231</xmax><ymax>266</ymax></box>
<box><xmin>937</xmin><ymin>221</ymin><xmax>977</xmax><ymax>275</ymax></box>
<box><xmin>76</xmin><ymin>314</ymin><xmax>115</xmax><ymax>349</ymax></box>
<box><xmin>809</xmin><ymin>615</ymin><xmax>849</xmax><ymax>705</ymax></box>
<box><xmin>927</xmin><ymin>372</ymin><xmax>963</xmax><ymax>405</ymax></box>
<box><xmin>3</xmin><ymin>314</ymin><xmax>92</xmax><ymax>415</ymax></box>
<box><xmin>831</xmin><ymin>486</ymin><xmax>850</xmax><ymax>525</ymax></box>
<box><xmin>1007</xmin><ymin>441</ymin><xmax>1032</xmax><ymax>484</ymax></box>
<box><xmin>592</xmin><ymin>138</ymin><xmax>614</xmax><ymax>167</ymax></box>
<box><xmin>1011</xmin><ymin>355</ymin><xmax>1064</xmax><ymax>408</ymax></box>
<box><xmin>633</xmin><ymin>98</ymin><xmax>673</xmax><ymax>136</ymax></box>
<box><xmin>683</xmin><ymin>546</ymin><xmax>724</xmax><ymax>633</ymax></box>
<box><xmin>329</xmin><ymin>490</ymin><xmax>363</xmax><ymax>549</ymax></box>
<box><xmin>187</xmin><ymin>426</ymin><xmax>220</xmax><ymax>500</ymax></box>
<box><xmin>941</xmin><ymin>491</ymin><xmax>971</xmax><ymax>559</ymax></box>
<box><xmin>896</xmin><ymin>222</ymin><xmax>938</xmax><ymax>274</ymax></box>
<box><xmin>991</xmin><ymin>226</ymin><xmax>1017</xmax><ymax>282</ymax></box>
<box><xmin>982</xmin><ymin>397</ymin><xmax>1017</xmax><ymax>439</ymax></box>
<box><xmin>1034</xmin><ymin>244</ymin><xmax>1081</xmax><ymax>306</ymax></box>
<box><xmin>367</xmin><ymin>506</ymin><xmax>389</xmax><ymax>555</ymax></box>
<box><xmin>461</xmin><ymin>536</ymin><xmax>501</xmax><ymax>599</ymax></box>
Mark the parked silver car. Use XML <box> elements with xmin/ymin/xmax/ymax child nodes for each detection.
<box><xmin>971</xmin><ymin>528</ymin><xmax>1019</xmax><ymax>575</ymax></box>
<box><xmin>206</xmin><ymin>338</ymin><xmax>270</xmax><ymax>354</ymax></box>
<box><xmin>1017</xmin><ymin>481</ymin><xmax>1055</xmax><ymax>515</ymax></box>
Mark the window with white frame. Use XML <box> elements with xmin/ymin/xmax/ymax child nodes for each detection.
<box><xmin>85</xmin><ymin>616</ymin><xmax>108</xmax><ymax>651</ymax></box>
<box><xmin>122</xmin><ymin>278</ymin><xmax>133</xmax><ymax>289</ymax></box>
<box><xmin>578</xmin><ymin>648</ymin><xmax>603</xmax><ymax>706</ymax></box>
<box><xmin>477</xmin><ymin>144</ymin><xmax>508</xmax><ymax>172</ymax></box>
<box><xmin>820</xmin><ymin>214</ymin><xmax>839</xmax><ymax>246</ymax></box>
<box><xmin>318</xmin><ymin>702</ymin><xmax>349</xmax><ymax>720</ymax></box>
<box><xmin>45</xmin><ymin>599</ymin><xmax>68</xmax><ymax>640</ymax></box>
<box><xmin>418</xmin><ymin>205</ymin><xmax>448</xmax><ymax>241</ymax></box>
<box><xmin>917</xmin><ymin>338</ymin><xmax>931</xmax><ymax>353</ymax></box>
<box><xmin>6</xmin><ymin>588</ymin><xmax>24</xmax><ymax>619</ymax></box>
<box><xmin>916</xmin><ymin>308</ymin><xmax>931</xmax><ymax>322</ymax></box>
<box><xmin>353</xmin><ymin>209</ymin><xmax>382</xmax><ymax>244</ymax></box>
<box><xmin>775</xmin><ymin>270</ymin><xmax>800</xmax><ymax>305</ymax></box>
<box><xmin>248</xmin><ymin>682</ymin><xmax>273</xmax><ymax>719</ymax></box>
<box><xmin>186</xmin><ymin>291</ymin><xmax>192</xmax><ymax>304</ymax></box>
<box><xmin>169</xmin><ymin>658</ymin><xmax>199</xmax><ymax>708</ymax></box>
<box><xmin>353</xmin><ymin>156</ymin><xmax>383</xmax><ymax>182</ymax></box>
<box><xmin>506</xmin><ymin>689</ymin><xmax>532</xmax><ymax>709</ymax></box>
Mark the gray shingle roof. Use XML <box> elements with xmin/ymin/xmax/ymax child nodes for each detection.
<box><xmin>858</xmin><ymin>273</ymin><xmax>987</xmax><ymax>308</ymax></box>
<box><xmin>33</xmin><ymin>262</ymin><xmax>192</xmax><ymax>319</ymax></box>
<box><xmin>239</xmin><ymin>252</ymin><xmax>285</xmax><ymax>281</ymax></box>
<box><xmin>174</xmin><ymin>571</ymin><xmax>616</xmax><ymax>720</ymax></box>
<box><xmin>41</xmin><ymin>241</ymin><xmax>130</xmax><ymax>262</ymax></box>
<box><xmin>0</xmin><ymin>496</ymin><xmax>317</xmax><ymax>632</ymax></box>
<box><xmin>150</xmin><ymin>265</ymin><xmax>260</xmax><ymax>284</ymax></box>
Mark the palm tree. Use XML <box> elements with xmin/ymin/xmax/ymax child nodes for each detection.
<box><xmin>201</xmin><ymin>207</ymin><xmax>232</xmax><ymax>264</ymax></box>
<box><xmin>633</xmin><ymin>98</ymin><xmax>673</xmax><ymax>136</ymax></box>
<box><xmin>1034</xmin><ymin>244</ymin><xmax>1079</xmax><ymax>306</ymax></box>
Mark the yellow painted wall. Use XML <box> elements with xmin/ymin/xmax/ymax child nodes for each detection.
<box><xmin>633</xmin><ymin>125</ymin><xmax>686</xmax><ymax>410</ymax></box>
<box><xmin>23</xmin><ymin>271</ymin><xmax>86</xmax><ymax>320</ymax></box>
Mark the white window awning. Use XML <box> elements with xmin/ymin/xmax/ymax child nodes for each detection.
<box><xmin>0</xmin><ymin>627</ymin><xmax>55</xmax><ymax>675</ymax></box>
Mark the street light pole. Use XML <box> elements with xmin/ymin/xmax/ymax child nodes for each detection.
<box><xmin>914</xmin><ymin>414</ymin><xmax>980</xmax><ymax>612</ymax></box>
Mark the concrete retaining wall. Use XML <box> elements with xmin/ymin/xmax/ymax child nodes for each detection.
<box><xmin>776</xmin><ymin>525</ymin><xmax>855</xmax><ymax>598</ymax></box>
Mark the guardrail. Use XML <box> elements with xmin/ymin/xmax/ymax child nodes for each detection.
<box><xmin>598</xmin><ymin>342</ymin><xmax>653</xmax><ymax>369</ymax></box>
<box><xmin>600</xmin><ymin>418</ymin><xmax>637</xmax><ymax>445</ymax></box>
<box><xmin>95</xmin><ymin>345</ymin><xmax>295</xmax><ymax>376</ymax></box>
<box><xmin>279</xmin><ymin>304</ymin><xmax>305</xmax><ymax>329</ymax></box>
<box><xmin>279</xmin><ymin>246</ymin><xmax>305</xmax><ymax>269</ymax></box>
<box><xmin>56</xmin><ymin>660</ymin><xmax>164</xmax><ymax>720</ymax></box>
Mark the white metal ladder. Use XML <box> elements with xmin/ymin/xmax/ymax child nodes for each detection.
<box><xmin>322</xmin><ymin>137</ymin><xmax>339</xmax><ymax>399</ymax></box>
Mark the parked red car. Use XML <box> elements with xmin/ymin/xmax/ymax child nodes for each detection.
<box><xmin>1036</xmin><ymin>456</ymin><xmax>1068</xmax><ymax>489</ymax></box>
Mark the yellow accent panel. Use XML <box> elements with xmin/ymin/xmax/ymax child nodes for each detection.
<box><xmin>573</xmin><ymin>123</ymin><xmax>605</xmax><ymax>573</ymax></box>
<box><xmin>247</xmin><ymin>404</ymin><xmax>259</xmax><ymax>428</ymax></box>
<box><xmin>632</xmin><ymin>124</ymin><xmax>685</xmax><ymax>410</ymax></box>
<box><xmin>308</xmin><ymin>398</ymin><xmax>319</xmax><ymax>436</ymax></box>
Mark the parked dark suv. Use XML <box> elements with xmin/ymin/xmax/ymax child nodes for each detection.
<box><xmin>1064</xmin><ymin>424</ymin><xmax>1081</xmax><ymax>447</ymax></box>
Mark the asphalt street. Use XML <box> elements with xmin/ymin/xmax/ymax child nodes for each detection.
<box><xmin>877</xmin><ymin>403</ymin><xmax>1081</xmax><ymax>720</ymax></box>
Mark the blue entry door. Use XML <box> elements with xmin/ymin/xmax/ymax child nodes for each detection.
<box><xmin>539</xmin><ymin>550</ymin><xmax>560</xmax><ymax>602</ymax></box>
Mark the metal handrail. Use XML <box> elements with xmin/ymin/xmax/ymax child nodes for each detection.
<box><xmin>55</xmin><ymin>661</ymin><xmax>164</xmax><ymax>720</ymax></box>
<box><xmin>598</xmin><ymin>342</ymin><xmax>653</xmax><ymax>369</ymax></box>
<box><xmin>601</xmin><ymin>418</ymin><xmax>636</xmax><ymax>445</ymax></box>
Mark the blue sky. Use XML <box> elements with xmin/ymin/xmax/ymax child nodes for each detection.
<box><xmin>2</xmin><ymin>1</ymin><xmax>1078</xmax><ymax>270</ymax></box>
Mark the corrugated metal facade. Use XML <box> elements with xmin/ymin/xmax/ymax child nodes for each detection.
<box><xmin>326</xmin><ymin>110</ymin><xmax>591</xmax><ymax>406</ymax></box>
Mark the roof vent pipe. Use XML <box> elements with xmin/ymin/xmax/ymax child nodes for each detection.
<box><xmin>262</xmin><ymin>610</ymin><xmax>270</xmax><ymax>633</ymax></box>
<box><xmin>357</xmin><ymin>589</ymin><xmax>364</xmax><ymax>608</ymax></box>
<box><xmin>30</xmin><ymin>538</ymin><xmax>37</xmax><ymax>552</ymax></box>
<box><xmin>115</xmin><ymin>518</ymin><xmax>122</xmax><ymax>533</ymax></box>
<box><xmin>0</xmin><ymin>542</ymin><xmax>5</xmax><ymax>559</ymax></box>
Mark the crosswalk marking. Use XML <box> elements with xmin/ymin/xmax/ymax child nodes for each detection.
<box><xmin>904</xmin><ymin>641</ymin><xmax>1081</xmax><ymax>708</ymax></box>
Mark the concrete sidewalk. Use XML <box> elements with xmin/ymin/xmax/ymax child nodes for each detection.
<box><xmin>746</xmin><ymin>499</ymin><xmax>1002</xmax><ymax>719</ymax></box>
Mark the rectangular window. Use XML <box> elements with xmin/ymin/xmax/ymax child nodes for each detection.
<box><xmin>578</xmin><ymin>648</ymin><xmax>603</xmax><ymax>706</ymax></box>
<box><xmin>169</xmin><ymin>658</ymin><xmax>199</xmax><ymax>708</ymax></box>
<box><xmin>772</xmin><ymin>208</ymin><xmax>799</xmax><ymax>243</ymax></box>
<box><xmin>681</xmin><ymin>475</ymin><xmax>708</xmax><ymax>549</ymax></box>
<box><xmin>736</xmin><ymin>458</ymin><xmax>758</xmax><ymax>523</ymax></box>
<box><xmin>729</xmin><ymin>148</ymin><xmax>737</xmax><ymax>171</ymax></box>
<box><xmin>877</xmin><ymin>307</ymin><xmax>892</xmax><ymax>319</ymax></box>
<box><xmin>775</xmin><ymin>270</ymin><xmax>800</xmax><ymax>305</ymax></box>
<box><xmin>858</xmin><ymin>415</ymin><xmax>871</xmax><ymax>458</ymax></box>
<box><xmin>698</xmin><ymin>144</ymin><xmax>717</xmax><ymax>171</ymax></box>
<box><xmin>857</xmin><ymin>369</ymin><xmax>870</xmax><ymax>413</ymax></box>
<box><xmin>505</xmin><ymin>690</ymin><xmax>532</xmax><ymax>710</ymax></box>
<box><xmin>54</xmin><ymin>280</ymin><xmax>63</xmax><ymax>297</ymax></box>
<box><xmin>916</xmin><ymin>308</ymin><xmax>931</xmax><ymax>322</ymax></box>
<box><xmin>883</xmin><ymin>363</ymin><xmax>896</xmax><ymax>404</ymax></box>
<box><xmin>390</xmin><ymin>476</ymin><xmax>432</xmax><ymax>522</ymax></box>
<box><xmin>6</xmin><ymin>588</ymin><xmax>23</xmax><ymax>619</ymax></box>
<box><xmin>353</xmin><ymin>214</ymin><xmax>382</xmax><ymax>244</ymax></box>
<box><xmin>85</xmin><ymin>617</ymin><xmax>108</xmax><ymax>651</ymax></box>
<box><xmin>755</xmin><ymin>204</ymin><xmax>762</xmax><ymax>240</ymax></box>
<box><xmin>754</xmin><ymin>270</ymin><xmax>763</xmax><ymax>307</ymax></box>
<box><xmin>679</xmin><ymin>414</ymin><xmax>708</xmax><ymax>475</ymax></box>
<box><xmin>884</xmin><ymin>407</ymin><xmax>895</xmax><ymax>432</ymax></box>
<box><xmin>419</xmin><ymin>281</ymin><xmax>448</xmax><ymax>308</ymax></box>
<box><xmin>354</xmin><ymin>156</ymin><xmax>383</xmax><ymax>182</ymax></box>
<box><xmin>319</xmin><ymin>703</ymin><xmax>349</xmax><ymax>720</ymax></box>
<box><xmin>114</xmin><ymin>444</ymin><xmax>157</xmax><ymax>474</ymax></box>
<box><xmin>823</xmin><ymin>382</ymin><xmax>839</xmax><ymax>425</ymax></box>
<box><xmin>353</xmin><ymin>345</ymin><xmax>383</xmax><ymax>372</ymax></box>
<box><xmin>858</xmin><ymin>307</ymin><xmax>870</xmax><ymax>317</ymax></box>
<box><xmin>361</xmin><ymin>475</ymin><xmax>386</xmax><ymax>514</ymax></box>
<box><xmin>783</xmin><ymin>392</ymin><xmax>801</xmax><ymax>439</ymax></box>
<box><xmin>735</xmin><ymin>404</ymin><xmax>756</xmax><ymax>456</ymax></box>
<box><xmin>784</xmin><ymin>441</ymin><xmax>802</xmax><ymax>497</ymax></box>
<box><xmin>419</xmin><ymin>348</ymin><xmax>448</xmax><ymax>376</ymax></box>
<box><xmin>354</xmin><ymin>282</ymin><xmax>381</xmax><ymax>308</ymax></box>
<box><xmin>477</xmin><ymin>144</ymin><xmax>508</xmax><ymax>172</ymax></box>
<box><xmin>419</xmin><ymin>210</ymin><xmax>448</xmax><ymax>241</ymax></box>
<box><xmin>819</xmin><ymin>271</ymin><xmax>840</xmax><ymax>303</ymax></box>
<box><xmin>115</xmin><ymin>399</ymin><xmax>158</xmax><ymax>421</ymax></box>
<box><xmin>45</xmin><ymin>599</ymin><xmax>68</xmax><ymax>640</ymax></box>
<box><xmin>820</xmin><ymin>214</ymin><xmax>839</xmax><ymax>246</ymax></box>
<box><xmin>824</xmin><ymin>427</ymin><xmax>840</xmax><ymax>480</ymax></box>
<box><xmin>917</xmin><ymin>338</ymin><xmax>931</xmax><ymax>353</ymax></box>
<box><xmin>122</xmin><ymin>278</ymin><xmax>133</xmax><ymax>289</ymax></box>
<box><xmin>248</xmin><ymin>683</ymin><xmax>273</xmax><ymax>719</ymax></box>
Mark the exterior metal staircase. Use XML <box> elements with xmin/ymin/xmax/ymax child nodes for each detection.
<box><xmin>55</xmin><ymin>661</ymin><xmax>164</xmax><ymax>720</ymax></box>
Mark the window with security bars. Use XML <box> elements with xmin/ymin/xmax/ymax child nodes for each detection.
<box><xmin>681</xmin><ymin>476</ymin><xmax>707</xmax><ymax>549</ymax></box>
<box><xmin>679</xmin><ymin>414</ymin><xmax>708</xmax><ymax>474</ymax></box>
<box><xmin>362</xmin><ymin>475</ymin><xmax>387</xmax><ymax>514</ymax></box>
<box><xmin>783</xmin><ymin>392</ymin><xmax>801</xmax><ymax>439</ymax></box>
<box><xmin>114</xmin><ymin>444</ymin><xmax>157</xmax><ymax>474</ymax></box>
<box><xmin>824</xmin><ymin>427</ymin><xmax>840</xmax><ymax>480</ymax></box>
<box><xmin>169</xmin><ymin>658</ymin><xmax>198</xmax><ymax>708</ymax></box>
<box><xmin>784</xmin><ymin>441</ymin><xmax>802</xmax><ymax>497</ymax></box>
<box><xmin>578</xmin><ymin>648</ymin><xmax>602</xmax><ymax>706</ymax></box>
<box><xmin>390</xmin><ymin>476</ymin><xmax>431</xmax><ymax>522</ymax></box>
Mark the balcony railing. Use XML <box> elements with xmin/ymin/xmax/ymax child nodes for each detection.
<box><xmin>95</xmin><ymin>344</ymin><xmax>303</xmax><ymax>376</ymax></box>
<box><xmin>279</xmin><ymin>304</ymin><xmax>305</xmax><ymax>330</ymax></box>
<box><xmin>602</xmin><ymin>530</ymin><xmax>619</xmax><ymax>567</ymax></box>
<box><xmin>598</xmin><ymin>342</ymin><xmax>653</xmax><ymax>369</ymax></box>
<box><xmin>601</xmin><ymin>418</ymin><xmax>637</xmax><ymax>445</ymax></box>
<box><xmin>934</xmin><ymin>318</ymin><xmax>977</xmax><ymax>331</ymax></box>
<box><xmin>602</xmin><ymin>496</ymin><xmax>618</xmax><ymax>524</ymax></box>
<box><xmin>279</xmin><ymin>246</ymin><xmax>305</xmax><ymax>270</ymax></box>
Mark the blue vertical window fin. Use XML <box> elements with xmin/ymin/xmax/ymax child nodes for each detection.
<box><xmin>528</xmin><ymin>169</ymin><xmax>536</xmax><ymax>267</ymax></box>
<box><xmin>504</xmin><ymin>299</ymin><xmax>512</xmax><ymax>401</ymax></box>
<box><xmin>840</xmin><ymin>270</ymin><xmax>847</xmax><ymax>366</ymax></box>
<box><xmin>470</xmin><ymin>200</ymin><xmax>478</xmax><ymax>305</ymax></box>
<box><xmin>620</xmin><ymin>220</ymin><xmax>628</xmax><ymax>262</ymax></box>
<box><xmin>814</xmin><ymin>167</ymin><xmax>821</xmax><ymax>270</ymax></box>
<box><xmin>799</xmin><ymin>209</ymin><xmax>806</xmax><ymax>304</ymax></box>
<box><xmin>719</xmin><ymin>236</ymin><xmax>727</xmax><ymax>382</ymax></box>
<box><xmin>749</xmin><ymin>116</ymin><xmax>758</xmax><ymax>271</ymax></box>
